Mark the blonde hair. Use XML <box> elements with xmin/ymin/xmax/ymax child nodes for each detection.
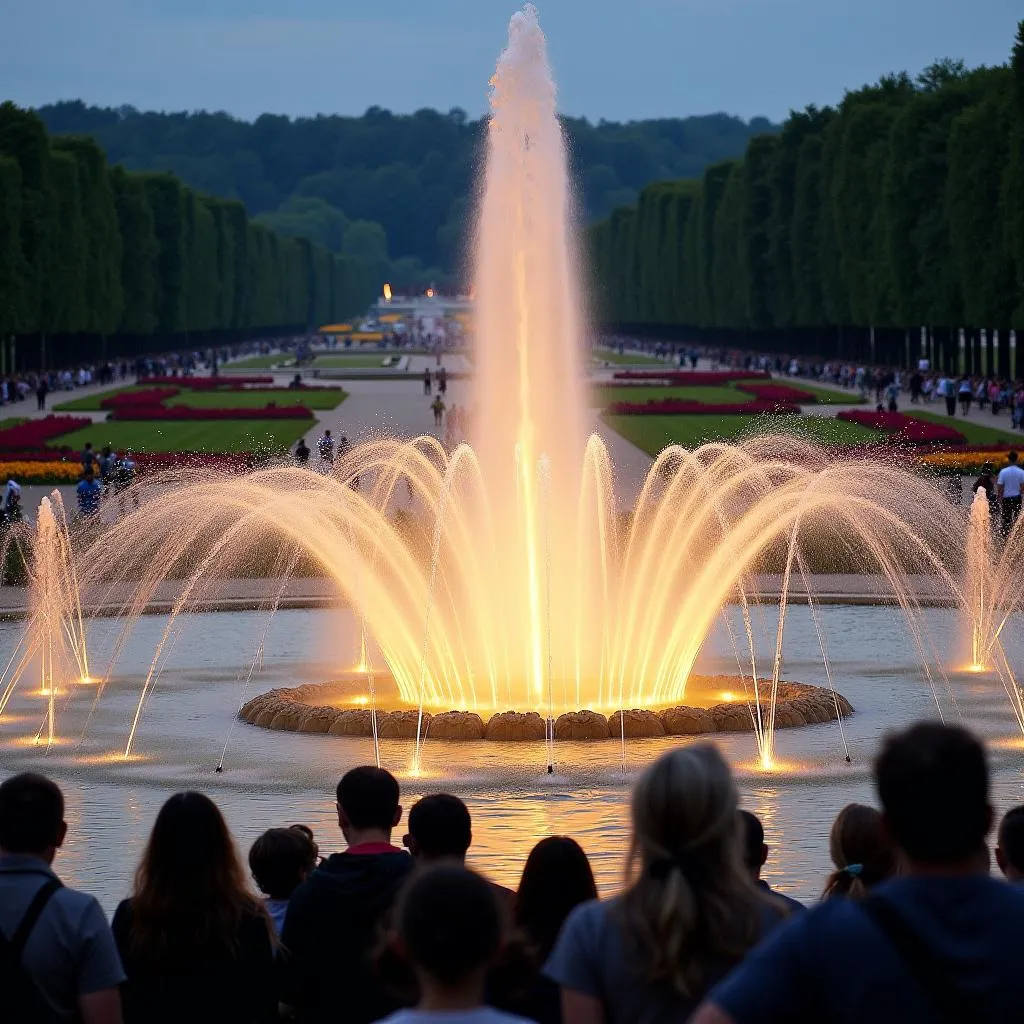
<box><xmin>619</xmin><ymin>744</ymin><xmax>762</xmax><ymax>999</ymax></box>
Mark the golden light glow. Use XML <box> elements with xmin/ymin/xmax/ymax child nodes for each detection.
<box><xmin>383</xmin><ymin>282</ymin><xmax>392</xmax><ymax>301</ymax></box>
<box><xmin>720</xmin><ymin>691</ymin><xmax>737</xmax><ymax>702</ymax></box>
<box><xmin>426</xmin><ymin>287</ymin><xmax>435</xmax><ymax>298</ymax></box>
<box><xmin>352</xmin><ymin>695</ymin><xmax>369</xmax><ymax>706</ymax></box>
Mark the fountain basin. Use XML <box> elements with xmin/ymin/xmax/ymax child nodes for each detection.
<box><xmin>239</xmin><ymin>676</ymin><xmax>854</xmax><ymax>740</ymax></box>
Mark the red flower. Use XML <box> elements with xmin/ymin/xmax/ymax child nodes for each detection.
<box><xmin>836</xmin><ymin>410</ymin><xmax>965</xmax><ymax>444</ymax></box>
<box><xmin>0</xmin><ymin>415</ymin><xmax>94</xmax><ymax>451</ymax></box>
<box><xmin>612</xmin><ymin>371</ymin><xmax>771</xmax><ymax>384</ymax></box>
<box><xmin>108</xmin><ymin>405</ymin><xmax>314</xmax><ymax>421</ymax></box>
<box><xmin>735</xmin><ymin>382</ymin><xmax>816</xmax><ymax>403</ymax></box>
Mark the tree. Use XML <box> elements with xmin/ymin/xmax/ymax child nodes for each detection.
<box><xmin>711</xmin><ymin>162</ymin><xmax>746</xmax><ymax>328</ymax></box>
<box><xmin>739</xmin><ymin>134</ymin><xmax>778</xmax><ymax>328</ymax></box>
<box><xmin>695</xmin><ymin>161</ymin><xmax>736</xmax><ymax>326</ymax></box>
<box><xmin>947</xmin><ymin>75</ymin><xmax>1017</xmax><ymax>327</ymax></box>
<box><xmin>140</xmin><ymin>173</ymin><xmax>189</xmax><ymax>335</ymax></box>
<box><xmin>45</xmin><ymin>150</ymin><xmax>87</xmax><ymax>335</ymax></box>
<box><xmin>109</xmin><ymin>166</ymin><xmax>158</xmax><ymax>335</ymax></box>
<box><xmin>0</xmin><ymin>103</ymin><xmax>55</xmax><ymax>334</ymax></box>
<box><xmin>790</xmin><ymin>131</ymin><xmax>828</xmax><ymax>327</ymax></box>
<box><xmin>184</xmin><ymin>189</ymin><xmax>219</xmax><ymax>332</ymax></box>
<box><xmin>52</xmin><ymin>135</ymin><xmax>123</xmax><ymax>335</ymax></box>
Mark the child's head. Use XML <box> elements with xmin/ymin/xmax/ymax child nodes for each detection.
<box><xmin>248</xmin><ymin>825</ymin><xmax>318</xmax><ymax>899</ymax></box>
<box><xmin>395</xmin><ymin>865</ymin><xmax>505</xmax><ymax>991</ymax></box>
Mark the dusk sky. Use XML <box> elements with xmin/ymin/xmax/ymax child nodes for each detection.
<box><xmin>4</xmin><ymin>0</ymin><xmax>1019</xmax><ymax>123</ymax></box>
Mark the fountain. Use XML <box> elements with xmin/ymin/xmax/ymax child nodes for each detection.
<box><xmin>0</xmin><ymin>7</ymin><xmax>995</xmax><ymax>778</ymax></box>
<box><xmin>0</xmin><ymin>494</ymin><xmax>91</xmax><ymax>749</ymax></box>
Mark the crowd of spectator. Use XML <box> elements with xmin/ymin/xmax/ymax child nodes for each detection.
<box><xmin>3</xmin><ymin>720</ymin><xmax>1024</xmax><ymax>1023</ymax></box>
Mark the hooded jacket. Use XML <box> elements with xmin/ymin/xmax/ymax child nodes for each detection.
<box><xmin>279</xmin><ymin>845</ymin><xmax>413</xmax><ymax>1024</ymax></box>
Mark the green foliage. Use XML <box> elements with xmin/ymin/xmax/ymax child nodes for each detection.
<box><xmin>38</xmin><ymin>102</ymin><xmax>775</xmax><ymax>276</ymax></box>
<box><xmin>0</xmin><ymin>104</ymin><xmax>55</xmax><ymax>333</ymax></box>
<box><xmin>591</xmin><ymin>31</ymin><xmax>1024</xmax><ymax>337</ymax></box>
<box><xmin>45</xmin><ymin>150</ymin><xmax>87</xmax><ymax>334</ymax></box>
<box><xmin>109</xmin><ymin>166</ymin><xmax>158</xmax><ymax>335</ymax></box>
<box><xmin>0</xmin><ymin>103</ymin><xmax>377</xmax><ymax>350</ymax></box>
<box><xmin>0</xmin><ymin>157</ymin><xmax>24</xmax><ymax>334</ymax></box>
<box><xmin>52</xmin><ymin>135</ymin><xmax>123</xmax><ymax>334</ymax></box>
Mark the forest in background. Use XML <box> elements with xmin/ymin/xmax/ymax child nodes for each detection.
<box><xmin>36</xmin><ymin>103</ymin><xmax>774</xmax><ymax>293</ymax></box>
<box><xmin>589</xmin><ymin>23</ymin><xmax>1024</xmax><ymax>372</ymax></box>
<box><xmin>0</xmin><ymin>104</ymin><xmax>378</xmax><ymax>370</ymax></box>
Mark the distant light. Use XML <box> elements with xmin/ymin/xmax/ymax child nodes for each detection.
<box><xmin>426</xmin><ymin>288</ymin><xmax>435</xmax><ymax>299</ymax></box>
<box><xmin>383</xmin><ymin>283</ymin><xmax>392</xmax><ymax>301</ymax></box>
<box><xmin>720</xmin><ymin>690</ymin><xmax>736</xmax><ymax>702</ymax></box>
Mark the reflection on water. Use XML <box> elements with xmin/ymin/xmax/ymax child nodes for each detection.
<box><xmin>2</xmin><ymin>604</ymin><xmax>1024</xmax><ymax>912</ymax></box>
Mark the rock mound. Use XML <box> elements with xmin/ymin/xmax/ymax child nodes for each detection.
<box><xmin>554</xmin><ymin>711</ymin><xmax>609</xmax><ymax>740</ymax></box>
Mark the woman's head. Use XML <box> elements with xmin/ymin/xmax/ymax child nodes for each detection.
<box><xmin>621</xmin><ymin>745</ymin><xmax>760</xmax><ymax>998</ymax></box>
<box><xmin>131</xmin><ymin>791</ymin><xmax>259</xmax><ymax>958</ymax></box>
<box><xmin>395</xmin><ymin>865</ymin><xmax>506</xmax><ymax>989</ymax></box>
<box><xmin>822</xmin><ymin>803</ymin><xmax>897</xmax><ymax>900</ymax></box>
<box><xmin>516</xmin><ymin>837</ymin><xmax>597</xmax><ymax>961</ymax></box>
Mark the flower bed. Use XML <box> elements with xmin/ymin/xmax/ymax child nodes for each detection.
<box><xmin>109</xmin><ymin>404</ymin><xmax>314</xmax><ymax>421</ymax></box>
<box><xmin>100</xmin><ymin>388</ymin><xmax>180</xmax><ymax>409</ymax></box>
<box><xmin>139</xmin><ymin>375</ymin><xmax>274</xmax><ymax>388</ymax></box>
<box><xmin>736</xmin><ymin>382</ymin><xmax>817</xmax><ymax>404</ymax></box>
<box><xmin>607</xmin><ymin>399</ymin><xmax>800</xmax><ymax>416</ymax></box>
<box><xmin>613</xmin><ymin>370</ymin><xmax>770</xmax><ymax>384</ymax></box>
<box><xmin>0</xmin><ymin>415</ymin><xmax>93</xmax><ymax>451</ymax></box>
<box><xmin>836</xmin><ymin>410</ymin><xmax>965</xmax><ymax>444</ymax></box>
<box><xmin>0</xmin><ymin>460</ymin><xmax>85</xmax><ymax>484</ymax></box>
<box><xmin>918</xmin><ymin>446</ymin><xmax>1022</xmax><ymax>473</ymax></box>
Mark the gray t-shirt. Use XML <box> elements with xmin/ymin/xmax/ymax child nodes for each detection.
<box><xmin>545</xmin><ymin>897</ymin><xmax>786</xmax><ymax>1024</ymax></box>
<box><xmin>0</xmin><ymin>854</ymin><xmax>125</xmax><ymax>1021</ymax></box>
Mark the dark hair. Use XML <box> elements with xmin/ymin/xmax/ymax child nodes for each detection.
<box><xmin>0</xmin><ymin>773</ymin><xmax>64</xmax><ymax>854</ymax></box>
<box><xmin>396</xmin><ymin>865</ymin><xmax>505</xmax><ymax>986</ymax></box>
<box><xmin>821</xmin><ymin>803</ymin><xmax>897</xmax><ymax>900</ymax></box>
<box><xmin>738</xmin><ymin>810</ymin><xmax>765</xmax><ymax>872</ymax></box>
<box><xmin>875</xmin><ymin>723</ymin><xmax>990</xmax><ymax>864</ymax></box>
<box><xmin>337</xmin><ymin>766</ymin><xmax>400</xmax><ymax>831</ymax></box>
<box><xmin>407</xmin><ymin>794</ymin><xmax>471</xmax><ymax>860</ymax></box>
<box><xmin>1010</xmin><ymin>451</ymin><xmax>1019</xmax><ymax>464</ymax></box>
<box><xmin>998</xmin><ymin>806</ymin><xmax>1024</xmax><ymax>874</ymax></box>
<box><xmin>516</xmin><ymin>837</ymin><xmax>597</xmax><ymax>962</ymax></box>
<box><xmin>249</xmin><ymin>827</ymin><xmax>318</xmax><ymax>899</ymax></box>
<box><xmin>130</xmin><ymin>792</ymin><xmax>265</xmax><ymax>962</ymax></box>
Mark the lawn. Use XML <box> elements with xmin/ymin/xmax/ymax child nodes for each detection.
<box><xmin>592</xmin><ymin>385</ymin><xmax>749</xmax><ymax>406</ymax></box>
<box><xmin>227</xmin><ymin>354</ymin><xmax>296</xmax><ymax>368</ymax></box>
<box><xmin>312</xmin><ymin>354</ymin><xmax>401</xmax><ymax>368</ymax></box>
<box><xmin>605</xmin><ymin>414</ymin><xmax>883</xmax><ymax>455</ymax></box>
<box><xmin>48</xmin><ymin>419</ymin><xmax>316</xmax><ymax>455</ymax></box>
<box><xmin>592</xmin><ymin>349</ymin><xmax>667</xmax><ymax>366</ymax></box>
<box><xmin>55</xmin><ymin>386</ymin><xmax>346</xmax><ymax>412</ymax></box>
<box><xmin>908</xmin><ymin>410</ymin><xmax>1021</xmax><ymax>447</ymax></box>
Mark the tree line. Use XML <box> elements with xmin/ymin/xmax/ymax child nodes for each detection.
<box><xmin>589</xmin><ymin>24</ymin><xmax>1024</xmax><ymax>373</ymax></box>
<box><xmin>35</xmin><ymin>102</ymin><xmax>775</xmax><ymax>291</ymax></box>
<box><xmin>0</xmin><ymin>104</ymin><xmax>378</xmax><ymax>369</ymax></box>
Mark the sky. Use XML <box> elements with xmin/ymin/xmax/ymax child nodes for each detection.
<box><xmin>3</xmin><ymin>0</ymin><xmax>1019</xmax><ymax>124</ymax></box>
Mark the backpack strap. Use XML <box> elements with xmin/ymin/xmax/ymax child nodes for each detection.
<box><xmin>859</xmin><ymin>895</ymin><xmax>970</xmax><ymax>1024</ymax></box>
<box><xmin>7</xmin><ymin>878</ymin><xmax>63</xmax><ymax>958</ymax></box>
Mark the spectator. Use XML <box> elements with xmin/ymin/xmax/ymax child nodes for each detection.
<box><xmin>546</xmin><ymin>745</ymin><xmax>784</xmax><ymax>1024</ymax></box>
<box><xmin>376</xmin><ymin>865</ymin><xmax>529</xmax><ymax>1024</ymax></box>
<box><xmin>248</xmin><ymin>826</ymin><xmax>318</xmax><ymax>935</ymax></box>
<box><xmin>111</xmin><ymin>792</ymin><xmax>276</xmax><ymax>1024</ymax></box>
<box><xmin>995</xmin><ymin>805</ymin><xmax>1024</xmax><ymax>882</ymax></box>
<box><xmin>76</xmin><ymin>470</ymin><xmax>103</xmax><ymax>517</ymax></box>
<box><xmin>294</xmin><ymin>438</ymin><xmax>311</xmax><ymax>466</ymax></box>
<box><xmin>317</xmin><ymin>429</ymin><xmax>335</xmax><ymax>468</ymax></box>
<box><xmin>36</xmin><ymin>378</ymin><xmax>48</xmax><ymax>411</ymax></box>
<box><xmin>98</xmin><ymin>445</ymin><xmax>116</xmax><ymax>488</ymax></box>
<box><xmin>280</xmin><ymin>766</ymin><xmax>413</xmax><ymax>1024</ymax></box>
<box><xmin>2</xmin><ymin>477</ymin><xmax>22</xmax><ymax>524</ymax></box>
<box><xmin>821</xmin><ymin>803</ymin><xmax>898</xmax><ymax>900</ymax></box>
<box><xmin>493</xmin><ymin>837</ymin><xmax>597</xmax><ymax>1024</ymax></box>
<box><xmin>406</xmin><ymin>794</ymin><xmax>514</xmax><ymax>902</ymax></box>
<box><xmin>996</xmin><ymin>451</ymin><xmax>1024</xmax><ymax>537</ymax></box>
<box><xmin>81</xmin><ymin>443</ymin><xmax>97</xmax><ymax>475</ymax></box>
<box><xmin>738</xmin><ymin>811</ymin><xmax>804</xmax><ymax>913</ymax></box>
<box><xmin>112</xmin><ymin>452</ymin><xmax>139</xmax><ymax>516</ymax></box>
<box><xmin>0</xmin><ymin>772</ymin><xmax>124</xmax><ymax>1023</ymax></box>
<box><xmin>694</xmin><ymin>722</ymin><xmax>1024</xmax><ymax>1024</ymax></box>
